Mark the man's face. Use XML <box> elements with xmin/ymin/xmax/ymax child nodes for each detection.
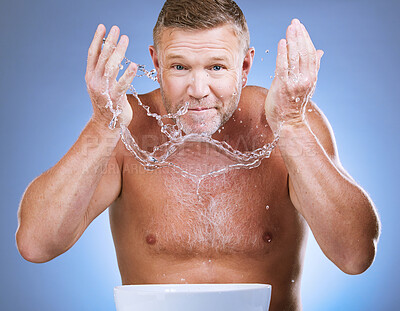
<box><xmin>151</xmin><ymin>25</ymin><xmax>247</xmax><ymax>136</ymax></box>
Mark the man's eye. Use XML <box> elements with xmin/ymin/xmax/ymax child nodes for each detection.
<box><xmin>212</xmin><ymin>65</ymin><xmax>222</xmax><ymax>71</ymax></box>
<box><xmin>175</xmin><ymin>65</ymin><xmax>185</xmax><ymax>70</ymax></box>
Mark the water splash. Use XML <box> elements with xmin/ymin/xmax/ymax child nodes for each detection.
<box><xmin>101</xmin><ymin>39</ymin><xmax>281</xmax><ymax>191</ymax></box>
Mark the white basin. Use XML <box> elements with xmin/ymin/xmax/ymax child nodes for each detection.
<box><xmin>114</xmin><ymin>283</ymin><xmax>272</xmax><ymax>311</ymax></box>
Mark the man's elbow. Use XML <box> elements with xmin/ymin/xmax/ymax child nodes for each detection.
<box><xmin>340</xmin><ymin>238</ymin><xmax>379</xmax><ymax>275</ymax></box>
<box><xmin>15</xmin><ymin>229</ymin><xmax>57</xmax><ymax>264</ymax></box>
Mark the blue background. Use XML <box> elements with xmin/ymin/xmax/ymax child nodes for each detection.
<box><xmin>1</xmin><ymin>0</ymin><xmax>398</xmax><ymax>309</ymax></box>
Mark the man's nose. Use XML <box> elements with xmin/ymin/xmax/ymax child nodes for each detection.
<box><xmin>187</xmin><ymin>71</ymin><xmax>210</xmax><ymax>99</ymax></box>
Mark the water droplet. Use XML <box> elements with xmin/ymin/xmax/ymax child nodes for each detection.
<box><xmin>218</xmin><ymin>129</ymin><xmax>221</xmax><ymax>133</ymax></box>
<box><xmin>256</xmin><ymin>125</ymin><xmax>259</xmax><ymax>129</ymax></box>
<box><xmin>295</xmin><ymin>97</ymin><xmax>300</xmax><ymax>103</ymax></box>
<box><xmin>266</xmin><ymin>205</ymin><xmax>270</xmax><ymax>210</ymax></box>
<box><xmin>208</xmin><ymin>259</ymin><xmax>212</xmax><ymax>263</ymax></box>
<box><xmin>308</xmin><ymin>109</ymin><xmax>313</xmax><ymax>112</ymax></box>
<box><xmin>239</xmin><ymin>120</ymin><xmax>243</xmax><ymax>124</ymax></box>
<box><xmin>291</xmin><ymin>279</ymin><xmax>295</xmax><ymax>283</ymax></box>
<box><xmin>119</xmin><ymin>64</ymin><xmax>124</xmax><ymax>70</ymax></box>
<box><xmin>238</xmin><ymin>108</ymin><xmax>241</xmax><ymax>111</ymax></box>
<box><xmin>265</xmin><ymin>49</ymin><xmax>270</xmax><ymax>54</ymax></box>
<box><xmin>102</xmin><ymin>58</ymin><xmax>281</xmax><ymax>187</ymax></box>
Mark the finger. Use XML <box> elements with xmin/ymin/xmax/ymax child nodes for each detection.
<box><xmin>86</xmin><ymin>24</ymin><xmax>106</xmax><ymax>81</ymax></box>
<box><xmin>316</xmin><ymin>50</ymin><xmax>324</xmax><ymax>72</ymax></box>
<box><xmin>275</xmin><ymin>39</ymin><xmax>288</xmax><ymax>81</ymax></box>
<box><xmin>105</xmin><ymin>35</ymin><xmax>130</xmax><ymax>81</ymax></box>
<box><xmin>295</xmin><ymin>21</ymin><xmax>310</xmax><ymax>76</ymax></box>
<box><xmin>300</xmin><ymin>23</ymin><xmax>317</xmax><ymax>72</ymax></box>
<box><xmin>300</xmin><ymin>23</ymin><xmax>316</xmax><ymax>51</ymax></box>
<box><xmin>115</xmin><ymin>63</ymin><xmax>138</xmax><ymax>95</ymax></box>
<box><xmin>94</xmin><ymin>25</ymin><xmax>120</xmax><ymax>77</ymax></box>
<box><xmin>286</xmin><ymin>22</ymin><xmax>299</xmax><ymax>78</ymax></box>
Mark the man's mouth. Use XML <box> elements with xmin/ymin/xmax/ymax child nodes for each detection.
<box><xmin>188</xmin><ymin>107</ymin><xmax>214</xmax><ymax>111</ymax></box>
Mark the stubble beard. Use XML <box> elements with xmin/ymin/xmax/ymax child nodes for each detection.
<box><xmin>159</xmin><ymin>76</ymin><xmax>242</xmax><ymax>136</ymax></box>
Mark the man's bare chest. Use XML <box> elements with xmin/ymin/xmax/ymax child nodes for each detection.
<box><xmin>116</xmin><ymin>151</ymin><xmax>298</xmax><ymax>259</ymax></box>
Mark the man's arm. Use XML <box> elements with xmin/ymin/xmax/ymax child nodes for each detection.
<box><xmin>16</xmin><ymin>121</ymin><xmax>122</xmax><ymax>263</ymax></box>
<box><xmin>284</xmin><ymin>102</ymin><xmax>380</xmax><ymax>274</ymax></box>
<box><xmin>16</xmin><ymin>24</ymin><xmax>137</xmax><ymax>263</ymax></box>
<box><xmin>264</xmin><ymin>19</ymin><xmax>380</xmax><ymax>274</ymax></box>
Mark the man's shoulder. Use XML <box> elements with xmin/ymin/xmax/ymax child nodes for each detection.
<box><xmin>127</xmin><ymin>89</ymin><xmax>162</xmax><ymax>110</ymax></box>
<box><xmin>239</xmin><ymin>85</ymin><xmax>269</xmax><ymax>115</ymax></box>
<box><xmin>241</xmin><ymin>85</ymin><xmax>269</xmax><ymax>99</ymax></box>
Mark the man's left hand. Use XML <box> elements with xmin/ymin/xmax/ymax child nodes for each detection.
<box><xmin>265</xmin><ymin>19</ymin><xmax>324</xmax><ymax>133</ymax></box>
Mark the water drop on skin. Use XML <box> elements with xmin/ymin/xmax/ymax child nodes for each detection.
<box><xmin>102</xmin><ymin>59</ymin><xmax>281</xmax><ymax>187</ymax></box>
<box><xmin>238</xmin><ymin>108</ymin><xmax>241</xmax><ymax>111</ymax></box>
<box><xmin>266</xmin><ymin>205</ymin><xmax>270</xmax><ymax>210</ymax></box>
<box><xmin>308</xmin><ymin>109</ymin><xmax>313</xmax><ymax>112</ymax></box>
<box><xmin>239</xmin><ymin>120</ymin><xmax>243</xmax><ymax>124</ymax></box>
<box><xmin>295</xmin><ymin>97</ymin><xmax>301</xmax><ymax>103</ymax></box>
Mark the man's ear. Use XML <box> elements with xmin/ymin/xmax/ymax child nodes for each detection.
<box><xmin>149</xmin><ymin>45</ymin><xmax>161</xmax><ymax>82</ymax></box>
<box><xmin>241</xmin><ymin>47</ymin><xmax>255</xmax><ymax>87</ymax></box>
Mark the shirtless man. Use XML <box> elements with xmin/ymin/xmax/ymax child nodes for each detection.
<box><xmin>16</xmin><ymin>0</ymin><xmax>380</xmax><ymax>310</ymax></box>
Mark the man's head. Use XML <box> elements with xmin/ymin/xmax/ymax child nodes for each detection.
<box><xmin>149</xmin><ymin>0</ymin><xmax>255</xmax><ymax>136</ymax></box>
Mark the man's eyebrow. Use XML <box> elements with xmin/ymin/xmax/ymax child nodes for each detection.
<box><xmin>209</xmin><ymin>56</ymin><xmax>229</xmax><ymax>62</ymax></box>
<box><xmin>165</xmin><ymin>54</ymin><xmax>186</xmax><ymax>61</ymax></box>
<box><xmin>165</xmin><ymin>54</ymin><xmax>230</xmax><ymax>62</ymax></box>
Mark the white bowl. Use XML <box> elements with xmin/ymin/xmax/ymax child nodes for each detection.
<box><xmin>114</xmin><ymin>283</ymin><xmax>272</xmax><ymax>311</ymax></box>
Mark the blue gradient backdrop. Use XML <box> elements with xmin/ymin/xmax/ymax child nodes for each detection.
<box><xmin>1</xmin><ymin>0</ymin><xmax>398</xmax><ymax>310</ymax></box>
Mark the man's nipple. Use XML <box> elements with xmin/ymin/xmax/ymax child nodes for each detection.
<box><xmin>262</xmin><ymin>232</ymin><xmax>273</xmax><ymax>243</ymax></box>
<box><xmin>146</xmin><ymin>234</ymin><xmax>157</xmax><ymax>245</ymax></box>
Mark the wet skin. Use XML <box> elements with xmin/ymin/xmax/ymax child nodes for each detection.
<box><xmin>16</xmin><ymin>19</ymin><xmax>379</xmax><ymax>311</ymax></box>
<box><xmin>106</xmin><ymin>87</ymin><xmax>330</xmax><ymax>311</ymax></box>
<box><xmin>105</xmin><ymin>24</ymin><xmax>330</xmax><ymax>311</ymax></box>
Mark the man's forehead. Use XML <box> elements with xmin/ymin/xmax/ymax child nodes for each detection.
<box><xmin>158</xmin><ymin>24</ymin><xmax>242</xmax><ymax>52</ymax></box>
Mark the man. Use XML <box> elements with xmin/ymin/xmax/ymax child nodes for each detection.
<box><xmin>16</xmin><ymin>0</ymin><xmax>380</xmax><ymax>310</ymax></box>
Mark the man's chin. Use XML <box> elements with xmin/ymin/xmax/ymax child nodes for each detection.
<box><xmin>180</xmin><ymin>125</ymin><xmax>219</xmax><ymax>137</ymax></box>
<box><xmin>178</xmin><ymin>120</ymin><xmax>220</xmax><ymax>137</ymax></box>
<box><xmin>177</xmin><ymin>114</ymin><xmax>221</xmax><ymax>137</ymax></box>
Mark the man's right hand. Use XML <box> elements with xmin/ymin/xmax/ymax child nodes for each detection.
<box><xmin>85</xmin><ymin>24</ymin><xmax>137</xmax><ymax>129</ymax></box>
